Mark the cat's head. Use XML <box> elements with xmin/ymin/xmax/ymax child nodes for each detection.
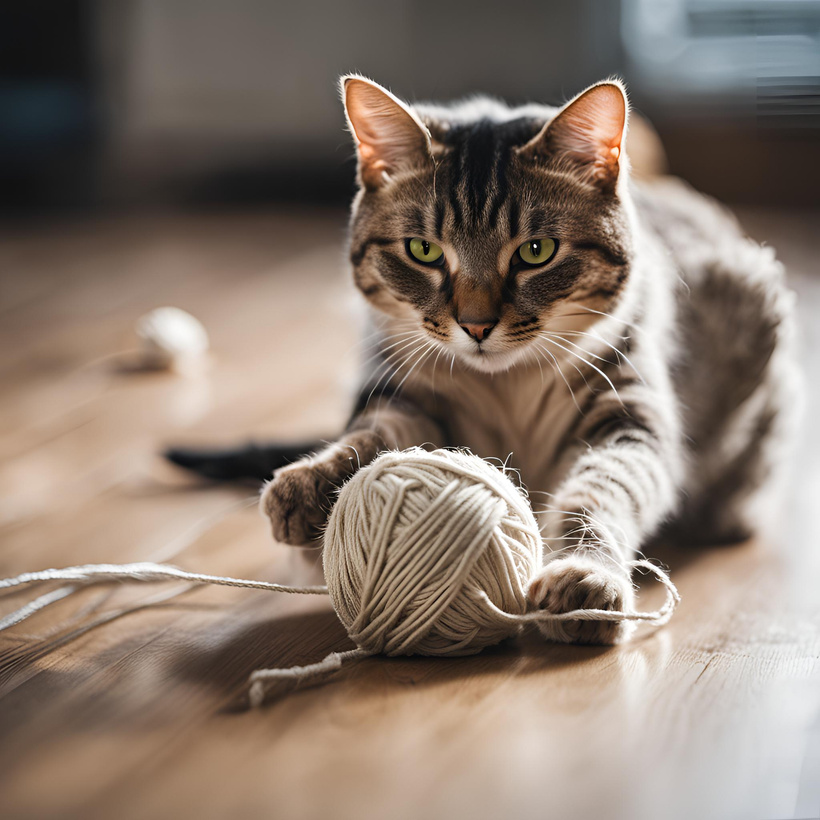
<box><xmin>342</xmin><ymin>76</ymin><xmax>633</xmax><ymax>374</ymax></box>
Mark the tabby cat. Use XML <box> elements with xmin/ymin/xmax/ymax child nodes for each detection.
<box><xmin>168</xmin><ymin>76</ymin><xmax>798</xmax><ymax>644</ymax></box>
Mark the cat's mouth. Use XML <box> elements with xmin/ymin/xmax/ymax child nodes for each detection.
<box><xmin>457</xmin><ymin>343</ymin><xmax>529</xmax><ymax>374</ymax></box>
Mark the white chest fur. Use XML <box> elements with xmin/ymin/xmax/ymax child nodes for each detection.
<box><xmin>407</xmin><ymin>356</ymin><xmax>587</xmax><ymax>495</ymax></box>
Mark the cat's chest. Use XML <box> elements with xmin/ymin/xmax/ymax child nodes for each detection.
<box><xmin>411</xmin><ymin>363</ymin><xmax>583</xmax><ymax>491</ymax></box>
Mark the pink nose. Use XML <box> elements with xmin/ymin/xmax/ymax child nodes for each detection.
<box><xmin>460</xmin><ymin>321</ymin><xmax>497</xmax><ymax>342</ymax></box>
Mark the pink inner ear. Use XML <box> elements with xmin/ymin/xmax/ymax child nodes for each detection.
<box><xmin>550</xmin><ymin>84</ymin><xmax>627</xmax><ymax>166</ymax></box>
<box><xmin>344</xmin><ymin>79</ymin><xmax>430</xmax><ymax>172</ymax></box>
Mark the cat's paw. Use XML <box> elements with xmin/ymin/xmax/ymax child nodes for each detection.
<box><xmin>260</xmin><ymin>461</ymin><xmax>335</xmax><ymax>545</ymax></box>
<box><xmin>527</xmin><ymin>555</ymin><xmax>636</xmax><ymax>645</ymax></box>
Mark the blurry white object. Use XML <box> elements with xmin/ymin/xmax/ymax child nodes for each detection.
<box><xmin>135</xmin><ymin>307</ymin><xmax>210</xmax><ymax>371</ymax></box>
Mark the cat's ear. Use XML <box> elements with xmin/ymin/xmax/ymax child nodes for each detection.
<box><xmin>517</xmin><ymin>81</ymin><xmax>628</xmax><ymax>193</ymax></box>
<box><xmin>341</xmin><ymin>75</ymin><xmax>433</xmax><ymax>190</ymax></box>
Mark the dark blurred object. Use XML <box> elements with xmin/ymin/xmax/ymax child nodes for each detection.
<box><xmin>1</xmin><ymin>0</ymin><xmax>818</xmax><ymax>215</ymax></box>
<box><xmin>0</xmin><ymin>1</ymin><xmax>101</xmax><ymax>215</ymax></box>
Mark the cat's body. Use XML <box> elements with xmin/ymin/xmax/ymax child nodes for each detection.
<box><xmin>168</xmin><ymin>78</ymin><xmax>798</xmax><ymax>645</ymax></box>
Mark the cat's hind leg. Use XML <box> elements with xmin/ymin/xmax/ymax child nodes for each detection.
<box><xmin>670</xmin><ymin>239</ymin><xmax>800</xmax><ymax>546</ymax></box>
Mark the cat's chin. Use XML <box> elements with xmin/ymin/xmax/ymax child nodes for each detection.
<box><xmin>458</xmin><ymin>347</ymin><xmax>529</xmax><ymax>374</ymax></box>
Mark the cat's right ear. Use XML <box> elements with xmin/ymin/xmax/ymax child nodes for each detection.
<box><xmin>341</xmin><ymin>75</ymin><xmax>433</xmax><ymax>190</ymax></box>
<box><xmin>517</xmin><ymin>81</ymin><xmax>629</xmax><ymax>194</ymax></box>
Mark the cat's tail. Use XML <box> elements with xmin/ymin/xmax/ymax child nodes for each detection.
<box><xmin>164</xmin><ymin>440</ymin><xmax>324</xmax><ymax>483</ymax></box>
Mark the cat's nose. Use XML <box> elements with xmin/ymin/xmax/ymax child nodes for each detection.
<box><xmin>459</xmin><ymin>320</ymin><xmax>498</xmax><ymax>342</ymax></box>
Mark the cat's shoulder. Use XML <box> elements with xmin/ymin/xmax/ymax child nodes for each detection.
<box><xmin>631</xmin><ymin>176</ymin><xmax>747</xmax><ymax>255</ymax></box>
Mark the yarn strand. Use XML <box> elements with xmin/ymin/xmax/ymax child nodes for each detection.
<box><xmin>0</xmin><ymin>562</ymin><xmax>329</xmax><ymax>596</ymax></box>
<box><xmin>0</xmin><ymin>562</ymin><xmax>328</xmax><ymax>634</ymax></box>
<box><xmin>248</xmin><ymin>648</ymin><xmax>370</xmax><ymax>707</ymax></box>
<box><xmin>480</xmin><ymin>559</ymin><xmax>680</xmax><ymax>628</ymax></box>
<box><xmin>0</xmin><ymin>585</ymin><xmax>79</xmax><ymax>632</ymax></box>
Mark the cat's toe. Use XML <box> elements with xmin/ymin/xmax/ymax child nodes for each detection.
<box><xmin>260</xmin><ymin>463</ymin><xmax>333</xmax><ymax>546</ymax></box>
<box><xmin>527</xmin><ymin>556</ymin><xmax>635</xmax><ymax>645</ymax></box>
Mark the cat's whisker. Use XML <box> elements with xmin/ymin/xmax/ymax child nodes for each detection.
<box><xmin>354</xmin><ymin>331</ymin><xmax>421</xmax><ymax>373</ymax></box>
<box><xmin>533</xmin><ymin>506</ymin><xmax>613</xmax><ymax>538</ymax></box>
<box><xmin>356</xmin><ymin>329</ymin><xmax>427</xmax><ymax>369</ymax></box>
<box><xmin>363</xmin><ymin>347</ymin><xmax>419</xmax><ymax>404</ymax></box>
<box><xmin>373</xmin><ymin>344</ymin><xmax>427</xmax><ymax>398</ymax></box>
<box><xmin>341</xmin><ymin>326</ymin><xmax>420</xmax><ymax>367</ymax></box>
<box><xmin>538</xmin><ymin>334</ymin><xmax>625</xmax><ymax>408</ymax></box>
<box><xmin>533</xmin><ymin>339</ymin><xmax>587</xmax><ymax>395</ymax></box>
<box><xmin>531</xmin><ymin>342</ymin><xmax>583</xmax><ymax>415</ymax></box>
<box><xmin>558</xmin><ymin>326</ymin><xmax>631</xmax><ymax>343</ymax></box>
<box><xmin>542</xmin><ymin>332</ymin><xmax>611</xmax><ymax>366</ymax></box>
<box><xmin>376</xmin><ymin>338</ymin><xmax>432</xmax><ymax>396</ymax></box>
<box><xmin>430</xmin><ymin>343</ymin><xmax>447</xmax><ymax>395</ymax></box>
<box><xmin>558</xmin><ymin>329</ymin><xmax>647</xmax><ymax>385</ymax></box>
<box><xmin>531</xmin><ymin>342</ymin><xmax>577</xmax><ymax>405</ymax></box>
<box><xmin>525</xmin><ymin>345</ymin><xmax>546</xmax><ymax>386</ymax></box>
<box><xmin>374</xmin><ymin>329</ymin><xmax>427</xmax><ymax>352</ymax></box>
<box><xmin>390</xmin><ymin>340</ymin><xmax>439</xmax><ymax>401</ymax></box>
<box><xmin>563</xmin><ymin>304</ymin><xmax>650</xmax><ymax>338</ymax></box>
<box><xmin>362</xmin><ymin>334</ymin><xmax>427</xmax><ymax>410</ymax></box>
<box><xmin>537</xmin><ymin>336</ymin><xmax>596</xmax><ymax>393</ymax></box>
<box><xmin>376</xmin><ymin>343</ymin><xmax>436</xmax><ymax>417</ymax></box>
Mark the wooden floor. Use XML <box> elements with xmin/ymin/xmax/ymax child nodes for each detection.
<box><xmin>1</xmin><ymin>206</ymin><xmax>818</xmax><ymax>820</ymax></box>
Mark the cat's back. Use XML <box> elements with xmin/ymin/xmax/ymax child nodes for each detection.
<box><xmin>632</xmin><ymin>177</ymin><xmax>792</xmax><ymax>372</ymax></box>
<box><xmin>631</xmin><ymin>176</ymin><xmax>792</xmax><ymax>349</ymax></box>
<box><xmin>631</xmin><ymin>176</ymin><xmax>749</xmax><ymax>278</ymax></box>
<box><xmin>632</xmin><ymin>177</ymin><xmax>797</xmax><ymax>516</ymax></box>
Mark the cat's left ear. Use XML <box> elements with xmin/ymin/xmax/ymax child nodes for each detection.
<box><xmin>341</xmin><ymin>75</ymin><xmax>434</xmax><ymax>191</ymax></box>
<box><xmin>517</xmin><ymin>81</ymin><xmax>628</xmax><ymax>193</ymax></box>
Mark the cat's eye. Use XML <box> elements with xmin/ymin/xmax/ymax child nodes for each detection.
<box><xmin>407</xmin><ymin>238</ymin><xmax>444</xmax><ymax>266</ymax></box>
<box><xmin>518</xmin><ymin>238</ymin><xmax>557</xmax><ymax>267</ymax></box>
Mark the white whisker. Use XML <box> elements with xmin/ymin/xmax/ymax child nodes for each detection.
<box><xmin>539</xmin><ymin>334</ymin><xmax>625</xmax><ymax>407</ymax></box>
<box><xmin>531</xmin><ymin>341</ymin><xmax>583</xmax><ymax>414</ymax></box>
<box><xmin>391</xmin><ymin>340</ymin><xmax>438</xmax><ymax>400</ymax></box>
<box><xmin>362</xmin><ymin>334</ymin><xmax>426</xmax><ymax>410</ymax></box>
<box><xmin>558</xmin><ymin>329</ymin><xmax>647</xmax><ymax>385</ymax></box>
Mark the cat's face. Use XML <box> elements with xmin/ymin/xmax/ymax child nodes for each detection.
<box><xmin>344</xmin><ymin>77</ymin><xmax>633</xmax><ymax>374</ymax></box>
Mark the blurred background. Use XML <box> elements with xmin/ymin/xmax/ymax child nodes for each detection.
<box><xmin>2</xmin><ymin>0</ymin><xmax>819</xmax><ymax>217</ymax></box>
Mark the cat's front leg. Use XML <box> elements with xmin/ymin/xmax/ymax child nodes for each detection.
<box><xmin>261</xmin><ymin>399</ymin><xmax>443</xmax><ymax>545</ymax></box>
<box><xmin>528</xmin><ymin>402</ymin><xmax>682</xmax><ymax>645</ymax></box>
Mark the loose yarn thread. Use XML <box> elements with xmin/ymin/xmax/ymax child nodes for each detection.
<box><xmin>0</xmin><ymin>448</ymin><xmax>680</xmax><ymax>706</ymax></box>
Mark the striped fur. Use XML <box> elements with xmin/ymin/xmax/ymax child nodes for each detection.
<box><xmin>228</xmin><ymin>78</ymin><xmax>798</xmax><ymax>645</ymax></box>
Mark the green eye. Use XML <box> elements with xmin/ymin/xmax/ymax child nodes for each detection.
<box><xmin>407</xmin><ymin>238</ymin><xmax>444</xmax><ymax>265</ymax></box>
<box><xmin>518</xmin><ymin>238</ymin><xmax>557</xmax><ymax>266</ymax></box>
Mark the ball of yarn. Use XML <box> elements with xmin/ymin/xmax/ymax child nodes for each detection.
<box><xmin>323</xmin><ymin>448</ymin><xmax>543</xmax><ymax>657</ymax></box>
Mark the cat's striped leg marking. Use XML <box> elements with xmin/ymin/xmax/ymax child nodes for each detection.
<box><xmin>529</xmin><ymin>396</ymin><xmax>681</xmax><ymax>645</ymax></box>
<box><xmin>261</xmin><ymin>400</ymin><xmax>443</xmax><ymax>546</ymax></box>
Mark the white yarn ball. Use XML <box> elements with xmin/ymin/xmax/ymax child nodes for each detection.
<box><xmin>135</xmin><ymin>307</ymin><xmax>209</xmax><ymax>369</ymax></box>
<box><xmin>323</xmin><ymin>448</ymin><xmax>543</xmax><ymax>657</ymax></box>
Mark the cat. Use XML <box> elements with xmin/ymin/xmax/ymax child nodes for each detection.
<box><xmin>167</xmin><ymin>76</ymin><xmax>799</xmax><ymax>645</ymax></box>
